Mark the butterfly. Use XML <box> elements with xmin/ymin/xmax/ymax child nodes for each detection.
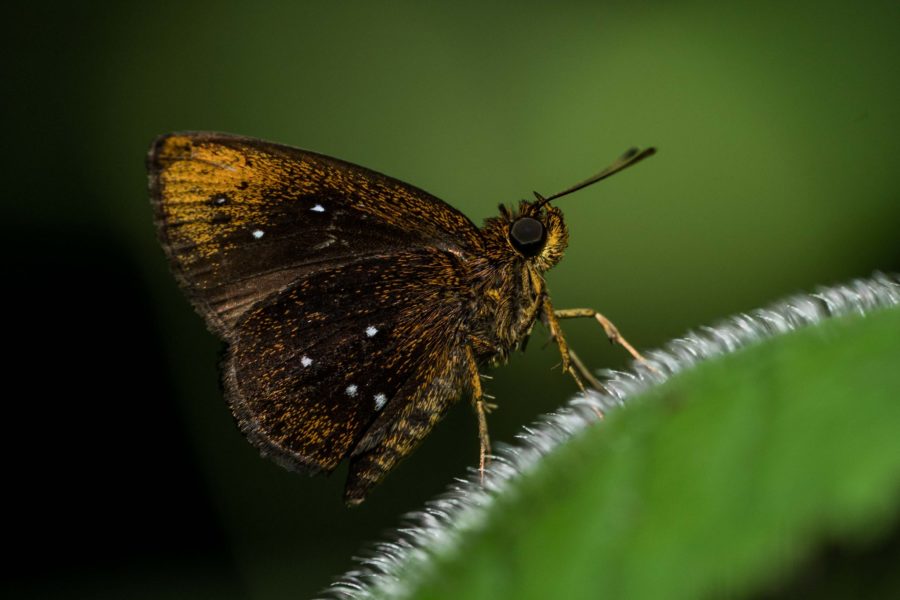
<box><xmin>147</xmin><ymin>132</ymin><xmax>654</xmax><ymax>504</ymax></box>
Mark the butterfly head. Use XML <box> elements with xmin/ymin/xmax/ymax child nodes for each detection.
<box><xmin>487</xmin><ymin>200</ymin><xmax>569</xmax><ymax>272</ymax></box>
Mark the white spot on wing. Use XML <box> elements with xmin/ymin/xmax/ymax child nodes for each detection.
<box><xmin>365</xmin><ymin>326</ymin><xmax>378</xmax><ymax>337</ymax></box>
<box><xmin>374</xmin><ymin>393</ymin><xmax>387</xmax><ymax>411</ymax></box>
<box><xmin>301</xmin><ymin>356</ymin><xmax>313</xmax><ymax>367</ymax></box>
<box><xmin>252</xmin><ymin>229</ymin><xmax>265</xmax><ymax>239</ymax></box>
<box><xmin>345</xmin><ymin>384</ymin><xmax>358</xmax><ymax>397</ymax></box>
<box><xmin>311</xmin><ymin>204</ymin><xmax>325</xmax><ymax>212</ymax></box>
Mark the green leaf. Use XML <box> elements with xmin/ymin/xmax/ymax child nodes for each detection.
<box><xmin>408</xmin><ymin>305</ymin><xmax>900</xmax><ymax>600</ymax></box>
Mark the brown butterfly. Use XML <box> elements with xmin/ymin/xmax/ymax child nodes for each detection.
<box><xmin>147</xmin><ymin>133</ymin><xmax>654</xmax><ymax>504</ymax></box>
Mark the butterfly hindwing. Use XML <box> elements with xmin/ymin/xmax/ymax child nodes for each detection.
<box><xmin>224</xmin><ymin>249</ymin><xmax>472</xmax><ymax>495</ymax></box>
<box><xmin>343</xmin><ymin>343</ymin><xmax>471</xmax><ymax>503</ymax></box>
<box><xmin>147</xmin><ymin>132</ymin><xmax>483</xmax><ymax>338</ymax></box>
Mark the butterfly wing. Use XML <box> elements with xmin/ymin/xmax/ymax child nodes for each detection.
<box><xmin>225</xmin><ymin>249</ymin><xmax>473</xmax><ymax>502</ymax></box>
<box><xmin>147</xmin><ymin>132</ymin><xmax>483</xmax><ymax>339</ymax></box>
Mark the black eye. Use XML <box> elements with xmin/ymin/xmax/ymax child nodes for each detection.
<box><xmin>509</xmin><ymin>217</ymin><xmax>546</xmax><ymax>257</ymax></box>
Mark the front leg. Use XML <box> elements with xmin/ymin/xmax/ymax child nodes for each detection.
<box><xmin>553</xmin><ymin>308</ymin><xmax>652</xmax><ymax>368</ymax></box>
<box><xmin>542</xmin><ymin>297</ymin><xmax>604</xmax><ymax>391</ymax></box>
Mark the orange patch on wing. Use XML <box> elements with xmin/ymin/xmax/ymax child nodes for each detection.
<box><xmin>155</xmin><ymin>135</ymin><xmax>318</xmax><ymax>264</ymax></box>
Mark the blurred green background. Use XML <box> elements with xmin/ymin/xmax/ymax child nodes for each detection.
<box><xmin>6</xmin><ymin>1</ymin><xmax>898</xmax><ymax>598</ymax></box>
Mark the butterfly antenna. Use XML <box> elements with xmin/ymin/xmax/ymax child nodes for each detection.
<box><xmin>534</xmin><ymin>147</ymin><xmax>656</xmax><ymax>208</ymax></box>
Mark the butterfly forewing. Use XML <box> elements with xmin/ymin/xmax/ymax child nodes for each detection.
<box><xmin>147</xmin><ymin>132</ymin><xmax>483</xmax><ymax>338</ymax></box>
<box><xmin>225</xmin><ymin>249</ymin><xmax>471</xmax><ymax>492</ymax></box>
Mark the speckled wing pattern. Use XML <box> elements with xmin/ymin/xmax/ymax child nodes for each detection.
<box><xmin>226</xmin><ymin>250</ymin><xmax>472</xmax><ymax>502</ymax></box>
<box><xmin>148</xmin><ymin>132</ymin><xmax>483</xmax><ymax>502</ymax></box>
<box><xmin>147</xmin><ymin>132</ymin><xmax>482</xmax><ymax>338</ymax></box>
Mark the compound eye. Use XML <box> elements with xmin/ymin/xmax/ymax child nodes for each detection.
<box><xmin>509</xmin><ymin>217</ymin><xmax>546</xmax><ymax>257</ymax></box>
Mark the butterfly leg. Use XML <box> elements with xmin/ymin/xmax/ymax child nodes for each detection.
<box><xmin>553</xmin><ymin>308</ymin><xmax>656</xmax><ymax>372</ymax></box>
<box><xmin>466</xmin><ymin>346</ymin><xmax>492</xmax><ymax>483</ymax></box>
<box><xmin>565</xmin><ymin>346</ymin><xmax>606</xmax><ymax>391</ymax></box>
<box><xmin>542</xmin><ymin>298</ymin><xmax>601</xmax><ymax>391</ymax></box>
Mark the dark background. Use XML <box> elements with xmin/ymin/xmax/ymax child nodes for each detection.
<box><xmin>5</xmin><ymin>2</ymin><xmax>898</xmax><ymax>598</ymax></box>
